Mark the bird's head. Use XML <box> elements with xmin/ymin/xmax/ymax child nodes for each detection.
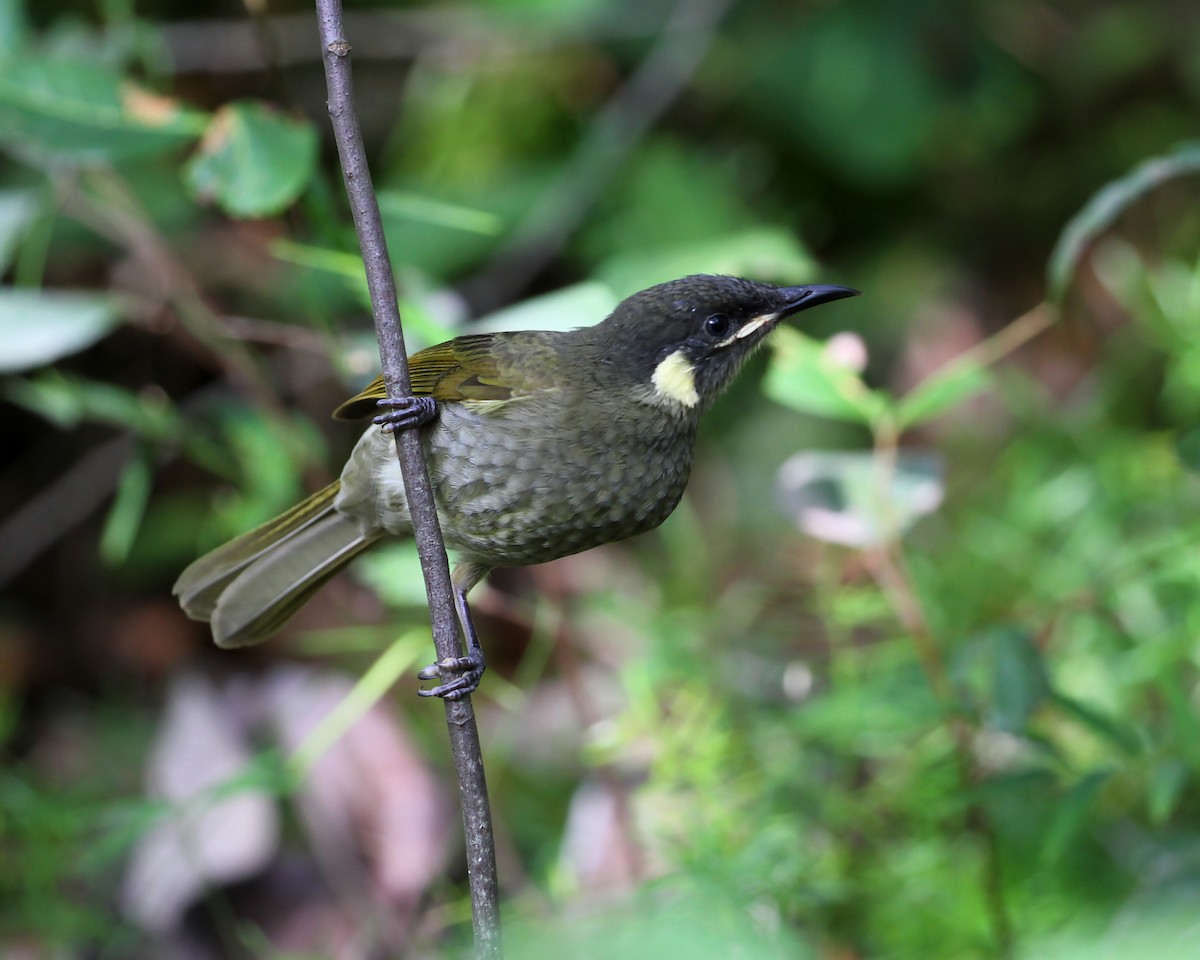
<box><xmin>591</xmin><ymin>275</ymin><xmax>859</xmax><ymax>414</ymax></box>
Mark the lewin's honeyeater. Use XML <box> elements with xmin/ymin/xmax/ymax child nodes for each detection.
<box><xmin>174</xmin><ymin>275</ymin><xmax>858</xmax><ymax>697</ymax></box>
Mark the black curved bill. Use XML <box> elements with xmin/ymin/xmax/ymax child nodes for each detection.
<box><xmin>776</xmin><ymin>284</ymin><xmax>861</xmax><ymax>319</ymax></box>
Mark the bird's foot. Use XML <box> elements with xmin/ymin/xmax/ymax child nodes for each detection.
<box><xmin>416</xmin><ymin>654</ymin><xmax>486</xmax><ymax>700</ymax></box>
<box><xmin>374</xmin><ymin>396</ymin><xmax>437</xmax><ymax>433</ymax></box>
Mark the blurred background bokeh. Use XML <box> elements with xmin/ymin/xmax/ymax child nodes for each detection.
<box><xmin>4</xmin><ymin>0</ymin><xmax>1200</xmax><ymax>957</ymax></box>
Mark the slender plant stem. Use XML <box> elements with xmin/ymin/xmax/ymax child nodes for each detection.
<box><xmin>314</xmin><ymin>2</ymin><xmax>501</xmax><ymax>955</ymax></box>
<box><xmin>860</xmin><ymin>300</ymin><xmax>1064</xmax><ymax>958</ymax></box>
<box><xmin>867</xmin><ymin>540</ymin><xmax>1014</xmax><ymax>959</ymax></box>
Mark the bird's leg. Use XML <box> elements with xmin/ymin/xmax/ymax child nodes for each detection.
<box><xmin>417</xmin><ymin>563</ymin><xmax>489</xmax><ymax>700</ymax></box>
<box><xmin>374</xmin><ymin>396</ymin><xmax>438</xmax><ymax>433</ymax></box>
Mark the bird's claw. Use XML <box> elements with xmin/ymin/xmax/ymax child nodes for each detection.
<box><xmin>374</xmin><ymin>396</ymin><xmax>437</xmax><ymax>433</ymax></box>
<box><xmin>417</xmin><ymin>654</ymin><xmax>486</xmax><ymax>700</ymax></box>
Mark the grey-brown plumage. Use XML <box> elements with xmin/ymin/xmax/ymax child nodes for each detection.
<box><xmin>174</xmin><ymin>275</ymin><xmax>858</xmax><ymax>696</ymax></box>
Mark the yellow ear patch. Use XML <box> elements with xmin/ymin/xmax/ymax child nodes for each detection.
<box><xmin>651</xmin><ymin>349</ymin><xmax>700</xmax><ymax>408</ymax></box>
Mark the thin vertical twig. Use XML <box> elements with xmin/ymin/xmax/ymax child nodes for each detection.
<box><xmin>859</xmin><ymin>302</ymin><xmax>1061</xmax><ymax>959</ymax></box>
<box><xmin>313</xmin><ymin>2</ymin><xmax>501</xmax><ymax>955</ymax></box>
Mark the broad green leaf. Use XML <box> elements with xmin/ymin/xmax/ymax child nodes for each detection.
<box><xmin>1101</xmin><ymin>244</ymin><xmax>1200</xmax><ymax>350</ymax></box>
<box><xmin>0</xmin><ymin>189</ymin><xmax>39</xmax><ymax>273</ymax></box>
<box><xmin>354</xmin><ymin>542</ymin><xmax>434</xmax><ymax>609</ymax></box>
<box><xmin>1147</xmin><ymin>759</ymin><xmax>1187</xmax><ymax>826</ymax></box>
<box><xmin>1030</xmin><ymin>906</ymin><xmax>1200</xmax><ymax>960</ymax></box>
<box><xmin>776</xmin><ymin>449</ymin><xmax>943</xmax><ymax>547</ymax></box>
<box><xmin>1172</xmin><ymin>427</ymin><xmax>1200</xmax><ymax>473</ymax></box>
<box><xmin>0</xmin><ymin>289</ymin><xmax>119</xmax><ymax>371</ymax></box>
<box><xmin>184</xmin><ymin>101</ymin><xmax>317</xmax><ymax>219</ymax></box>
<box><xmin>0</xmin><ymin>0</ymin><xmax>27</xmax><ymax>59</ymax></box>
<box><xmin>378</xmin><ymin>191</ymin><xmax>503</xmax><ymax>235</ymax></box>
<box><xmin>270</xmin><ymin>239</ymin><xmax>458</xmax><ymax>348</ymax></box>
<box><xmin>791</xmin><ymin>663</ymin><xmax>943</xmax><ymax>753</ymax></box>
<box><xmin>4</xmin><ymin>371</ymin><xmax>176</xmax><ymax>437</ymax></box>
<box><xmin>1161</xmin><ymin>675</ymin><xmax>1200</xmax><ymax>766</ymax></box>
<box><xmin>269</xmin><ymin>238</ymin><xmax>366</xmax><ymax>281</ymax></box>
<box><xmin>897</xmin><ymin>360</ymin><xmax>993</xmax><ymax>429</ymax></box>
<box><xmin>764</xmin><ymin>326</ymin><xmax>886</xmax><ymax>425</ymax></box>
<box><xmin>1050</xmin><ymin>691</ymin><xmax>1143</xmax><ymax>755</ymax></box>
<box><xmin>1040</xmin><ymin>770</ymin><xmax>1111</xmax><ymax>863</ymax></box>
<box><xmin>0</xmin><ymin>56</ymin><xmax>205</xmax><ymax>164</ymax></box>
<box><xmin>599</xmin><ymin>228</ymin><xmax>818</xmax><ymax>299</ymax></box>
<box><xmin>196</xmin><ymin>406</ymin><xmax>326</xmax><ymax>539</ymax></box>
<box><xmin>986</xmin><ymin>626</ymin><xmax>1049</xmax><ymax>734</ymax></box>
<box><xmin>6</xmin><ymin>369</ymin><xmax>231</xmax><ymax>478</ymax></box>
<box><xmin>1047</xmin><ymin>141</ymin><xmax>1200</xmax><ymax>302</ymax></box>
<box><xmin>472</xmin><ymin>281</ymin><xmax>618</xmax><ymax>334</ymax></box>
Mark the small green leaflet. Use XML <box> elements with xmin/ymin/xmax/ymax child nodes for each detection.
<box><xmin>764</xmin><ymin>326</ymin><xmax>885</xmax><ymax>425</ymax></box>
<box><xmin>185</xmin><ymin>101</ymin><xmax>318</xmax><ymax>219</ymax></box>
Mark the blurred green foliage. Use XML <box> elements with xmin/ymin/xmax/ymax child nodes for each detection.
<box><xmin>3</xmin><ymin>0</ymin><xmax>1200</xmax><ymax>958</ymax></box>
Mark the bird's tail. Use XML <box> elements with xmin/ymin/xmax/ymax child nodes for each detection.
<box><xmin>173</xmin><ymin>481</ymin><xmax>382</xmax><ymax>648</ymax></box>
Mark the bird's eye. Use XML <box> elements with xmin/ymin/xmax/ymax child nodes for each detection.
<box><xmin>704</xmin><ymin>313</ymin><xmax>731</xmax><ymax>337</ymax></box>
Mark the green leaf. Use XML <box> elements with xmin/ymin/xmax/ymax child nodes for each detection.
<box><xmin>473</xmin><ymin>282</ymin><xmax>619</xmax><ymax>334</ymax></box>
<box><xmin>0</xmin><ymin>289</ymin><xmax>119</xmax><ymax>372</ymax></box>
<box><xmin>269</xmin><ymin>238</ymin><xmax>366</xmax><ymax>280</ymax></box>
<box><xmin>377</xmin><ymin>191</ymin><xmax>503</xmax><ymax>235</ymax></box>
<box><xmin>985</xmin><ymin>626</ymin><xmax>1049</xmax><ymax>734</ymax></box>
<box><xmin>100</xmin><ymin>451</ymin><xmax>153</xmax><ymax>566</ymax></box>
<box><xmin>0</xmin><ymin>189</ymin><xmax>39</xmax><ymax>274</ymax></box>
<box><xmin>184</xmin><ymin>101</ymin><xmax>318</xmax><ymax>219</ymax></box>
<box><xmin>1147</xmin><ymin>759</ymin><xmax>1187</xmax><ymax>826</ymax></box>
<box><xmin>354</xmin><ymin>543</ymin><xmax>434</xmax><ymax>609</ymax></box>
<box><xmin>1040</xmin><ymin>770</ymin><xmax>1111</xmax><ymax>864</ymax></box>
<box><xmin>1172</xmin><ymin>427</ymin><xmax>1200</xmax><ymax>473</ymax></box>
<box><xmin>1050</xmin><ymin>691</ymin><xmax>1143</xmax><ymax>756</ymax></box>
<box><xmin>1158</xmin><ymin>674</ymin><xmax>1200</xmax><ymax>771</ymax></box>
<box><xmin>4</xmin><ymin>371</ymin><xmax>177</xmax><ymax>437</ymax></box>
<box><xmin>1047</xmin><ymin>141</ymin><xmax>1200</xmax><ymax>302</ymax></box>
<box><xmin>0</xmin><ymin>0</ymin><xmax>28</xmax><ymax>59</ymax></box>
<box><xmin>599</xmin><ymin>228</ymin><xmax>818</xmax><ymax>300</ymax></box>
<box><xmin>764</xmin><ymin>326</ymin><xmax>887</xmax><ymax>425</ymax></box>
<box><xmin>0</xmin><ymin>56</ymin><xmax>205</xmax><ymax>164</ymax></box>
<box><xmin>203</xmin><ymin>406</ymin><xmax>325</xmax><ymax>536</ymax></box>
<box><xmin>896</xmin><ymin>360</ymin><xmax>993</xmax><ymax>429</ymax></box>
<box><xmin>269</xmin><ymin>240</ymin><xmax>457</xmax><ymax>348</ymax></box>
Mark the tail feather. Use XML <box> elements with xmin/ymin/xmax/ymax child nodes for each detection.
<box><xmin>174</xmin><ymin>482</ymin><xmax>343</xmax><ymax>620</ymax></box>
<box><xmin>173</xmin><ymin>480</ymin><xmax>382</xmax><ymax>647</ymax></box>
<box><xmin>211</xmin><ymin>512</ymin><xmax>380</xmax><ymax>647</ymax></box>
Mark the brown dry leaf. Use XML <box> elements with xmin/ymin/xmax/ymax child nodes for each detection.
<box><xmin>259</xmin><ymin>666</ymin><xmax>452</xmax><ymax>912</ymax></box>
<box><xmin>192</xmin><ymin>106</ymin><xmax>234</xmax><ymax>158</ymax></box>
<box><xmin>105</xmin><ymin>599</ymin><xmax>196</xmax><ymax>679</ymax></box>
<box><xmin>120</xmin><ymin>672</ymin><xmax>279</xmax><ymax>935</ymax></box>
<box><xmin>120</xmin><ymin>83</ymin><xmax>189</xmax><ymax>127</ymax></box>
<box><xmin>559</xmin><ymin>779</ymin><xmax>652</xmax><ymax>895</ymax></box>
